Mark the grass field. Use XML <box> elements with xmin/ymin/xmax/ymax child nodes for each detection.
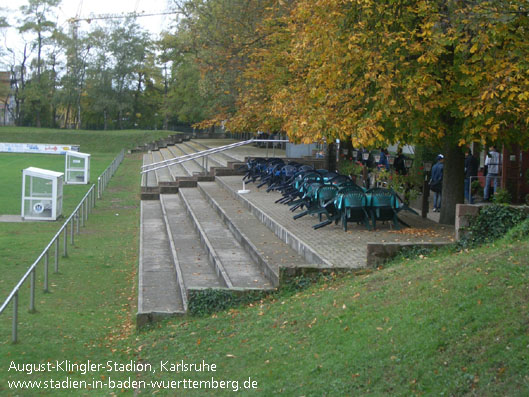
<box><xmin>1</xmin><ymin>128</ymin><xmax>528</xmax><ymax>396</ymax></box>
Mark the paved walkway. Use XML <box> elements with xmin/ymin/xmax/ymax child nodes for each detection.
<box><xmin>219</xmin><ymin>176</ymin><xmax>455</xmax><ymax>269</ymax></box>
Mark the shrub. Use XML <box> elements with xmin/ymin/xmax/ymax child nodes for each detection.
<box><xmin>492</xmin><ymin>188</ymin><xmax>512</xmax><ymax>204</ymax></box>
<box><xmin>459</xmin><ymin>204</ymin><xmax>526</xmax><ymax>247</ymax></box>
<box><xmin>505</xmin><ymin>218</ymin><xmax>529</xmax><ymax>241</ymax></box>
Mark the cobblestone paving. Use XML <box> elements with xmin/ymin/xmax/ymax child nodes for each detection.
<box><xmin>219</xmin><ymin>176</ymin><xmax>455</xmax><ymax>269</ymax></box>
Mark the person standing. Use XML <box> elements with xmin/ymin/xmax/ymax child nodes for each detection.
<box><xmin>378</xmin><ymin>148</ymin><xmax>390</xmax><ymax>170</ymax></box>
<box><xmin>393</xmin><ymin>148</ymin><xmax>407</xmax><ymax>175</ymax></box>
<box><xmin>484</xmin><ymin>145</ymin><xmax>501</xmax><ymax>201</ymax></box>
<box><xmin>464</xmin><ymin>148</ymin><xmax>479</xmax><ymax>204</ymax></box>
<box><xmin>430</xmin><ymin>154</ymin><xmax>444</xmax><ymax>212</ymax></box>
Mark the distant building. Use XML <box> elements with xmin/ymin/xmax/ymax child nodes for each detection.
<box><xmin>0</xmin><ymin>71</ymin><xmax>15</xmax><ymax>126</ymax></box>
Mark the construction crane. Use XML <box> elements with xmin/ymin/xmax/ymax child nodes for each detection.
<box><xmin>68</xmin><ymin>10</ymin><xmax>179</xmax><ymax>24</ymax></box>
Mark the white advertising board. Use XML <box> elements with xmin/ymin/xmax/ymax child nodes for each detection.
<box><xmin>0</xmin><ymin>143</ymin><xmax>80</xmax><ymax>155</ymax></box>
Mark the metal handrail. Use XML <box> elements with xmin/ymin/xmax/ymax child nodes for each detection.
<box><xmin>0</xmin><ymin>150</ymin><xmax>125</xmax><ymax>343</ymax></box>
<box><xmin>141</xmin><ymin>139</ymin><xmax>289</xmax><ymax>174</ymax></box>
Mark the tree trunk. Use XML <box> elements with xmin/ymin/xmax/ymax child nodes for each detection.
<box><xmin>327</xmin><ymin>142</ymin><xmax>336</xmax><ymax>172</ymax></box>
<box><xmin>439</xmin><ymin>142</ymin><xmax>465</xmax><ymax>225</ymax></box>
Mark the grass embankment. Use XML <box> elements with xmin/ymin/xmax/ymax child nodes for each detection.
<box><xmin>133</xmin><ymin>237</ymin><xmax>529</xmax><ymax>396</ymax></box>
<box><xmin>0</xmin><ymin>128</ymin><xmax>528</xmax><ymax>395</ymax></box>
<box><xmin>0</xmin><ymin>126</ymin><xmax>175</xmax><ymax>153</ymax></box>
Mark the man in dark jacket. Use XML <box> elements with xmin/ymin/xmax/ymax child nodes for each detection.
<box><xmin>393</xmin><ymin>148</ymin><xmax>407</xmax><ymax>175</ymax></box>
<box><xmin>464</xmin><ymin>148</ymin><xmax>479</xmax><ymax>204</ymax></box>
<box><xmin>430</xmin><ymin>154</ymin><xmax>444</xmax><ymax>212</ymax></box>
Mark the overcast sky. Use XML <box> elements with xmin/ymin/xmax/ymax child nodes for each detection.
<box><xmin>5</xmin><ymin>0</ymin><xmax>175</xmax><ymax>34</ymax></box>
<box><xmin>1</xmin><ymin>0</ymin><xmax>178</xmax><ymax>66</ymax></box>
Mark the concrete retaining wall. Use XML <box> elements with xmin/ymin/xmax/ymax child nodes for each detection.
<box><xmin>367</xmin><ymin>242</ymin><xmax>451</xmax><ymax>267</ymax></box>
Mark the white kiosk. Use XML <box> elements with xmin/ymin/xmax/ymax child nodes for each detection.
<box><xmin>21</xmin><ymin>167</ymin><xmax>63</xmax><ymax>221</ymax></box>
<box><xmin>65</xmin><ymin>150</ymin><xmax>90</xmax><ymax>184</ymax></box>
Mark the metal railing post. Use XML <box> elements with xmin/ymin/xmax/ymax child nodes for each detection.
<box><xmin>43</xmin><ymin>251</ymin><xmax>49</xmax><ymax>293</ymax></box>
<box><xmin>54</xmin><ymin>237</ymin><xmax>59</xmax><ymax>273</ymax></box>
<box><xmin>30</xmin><ymin>270</ymin><xmax>35</xmax><ymax>312</ymax></box>
<box><xmin>98</xmin><ymin>177</ymin><xmax>101</xmax><ymax>199</ymax></box>
<box><xmin>12</xmin><ymin>292</ymin><xmax>18</xmax><ymax>343</ymax></box>
<box><xmin>70</xmin><ymin>217</ymin><xmax>75</xmax><ymax>245</ymax></box>
<box><xmin>63</xmin><ymin>224</ymin><xmax>68</xmax><ymax>257</ymax></box>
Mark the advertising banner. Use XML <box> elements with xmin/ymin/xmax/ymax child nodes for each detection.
<box><xmin>0</xmin><ymin>143</ymin><xmax>80</xmax><ymax>155</ymax></box>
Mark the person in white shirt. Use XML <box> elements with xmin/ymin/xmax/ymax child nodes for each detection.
<box><xmin>484</xmin><ymin>145</ymin><xmax>501</xmax><ymax>201</ymax></box>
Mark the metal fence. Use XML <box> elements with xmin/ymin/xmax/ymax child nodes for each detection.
<box><xmin>0</xmin><ymin>150</ymin><xmax>125</xmax><ymax>343</ymax></box>
<box><xmin>98</xmin><ymin>150</ymin><xmax>125</xmax><ymax>199</ymax></box>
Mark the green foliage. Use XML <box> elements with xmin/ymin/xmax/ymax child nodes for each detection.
<box><xmin>505</xmin><ymin>218</ymin><xmax>529</xmax><ymax>242</ymax></box>
<box><xmin>188</xmin><ymin>273</ymin><xmax>330</xmax><ymax>316</ymax></box>
<box><xmin>460</xmin><ymin>204</ymin><xmax>526</xmax><ymax>247</ymax></box>
<box><xmin>492</xmin><ymin>188</ymin><xmax>512</xmax><ymax>204</ymax></box>
<box><xmin>338</xmin><ymin>160</ymin><xmax>364</xmax><ymax>176</ymax></box>
<box><xmin>393</xmin><ymin>245</ymin><xmax>438</xmax><ymax>262</ymax></box>
<box><xmin>471</xmin><ymin>179</ymin><xmax>483</xmax><ymax>197</ymax></box>
<box><xmin>188</xmin><ymin>289</ymin><xmax>268</xmax><ymax>316</ymax></box>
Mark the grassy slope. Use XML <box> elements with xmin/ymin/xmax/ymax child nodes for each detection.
<box><xmin>0</xmin><ymin>128</ymin><xmax>528</xmax><ymax>396</ymax></box>
<box><xmin>133</xmin><ymin>239</ymin><xmax>529</xmax><ymax>396</ymax></box>
<box><xmin>0</xmin><ymin>126</ymin><xmax>176</xmax><ymax>153</ymax></box>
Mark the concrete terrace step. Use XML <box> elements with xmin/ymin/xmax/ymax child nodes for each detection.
<box><xmin>197</xmin><ymin>181</ymin><xmax>316</xmax><ymax>283</ymax></box>
<box><xmin>151</xmin><ymin>150</ymin><xmax>179</xmax><ymax>194</ymax></box>
<box><xmin>159</xmin><ymin>147</ymin><xmax>190</xmax><ymax>178</ymax></box>
<box><xmin>179</xmin><ymin>142</ymin><xmax>223</xmax><ymax>173</ymax></box>
<box><xmin>167</xmin><ymin>144</ymin><xmax>205</xmax><ymax>176</ymax></box>
<box><xmin>194</xmin><ymin>139</ymin><xmax>286</xmax><ymax>162</ymax></box>
<box><xmin>179</xmin><ymin>188</ymin><xmax>273</xmax><ymax>290</ymax></box>
<box><xmin>138</xmin><ymin>201</ymin><xmax>185</xmax><ymax>326</ymax></box>
<box><xmin>185</xmin><ymin>140</ymin><xmax>231</xmax><ymax>168</ymax></box>
<box><xmin>160</xmin><ymin>194</ymin><xmax>224</xmax><ymax>289</ymax></box>
<box><xmin>141</xmin><ymin>152</ymin><xmax>157</xmax><ymax>189</ymax></box>
<box><xmin>190</xmin><ymin>139</ymin><xmax>239</xmax><ymax>163</ymax></box>
<box><xmin>151</xmin><ymin>150</ymin><xmax>173</xmax><ymax>183</ymax></box>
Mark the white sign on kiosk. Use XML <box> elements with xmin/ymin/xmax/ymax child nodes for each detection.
<box><xmin>21</xmin><ymin>167</ymin><xmax>63</xmax><ymax>221</ymax></box>
<box><xmin>65</xmin><ymin>150</ymin><xmax>90</xmax><ymax>184</ymax></box>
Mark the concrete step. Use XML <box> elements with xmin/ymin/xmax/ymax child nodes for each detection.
<box><xmin>178</xmin><ymin>142</ymin><xmax>223</xmax><ymax>173</ymax></box>
<box><xmin>184</xmin><ymin>141</ymin><xmax>227</xmax><ymax>169</ymax></box>
<box><xmin>197</xmin><ymin>181</ymin><xmax>315</xmax><ymax>283</ymax></box>
<box><xmin>167</xmin><ymin>145</ymin><xmax>205</xmax><ymax>176</ymax></box>
<box><xmin>179</xmin><ymin>188</ymin><xmax>273</xmax><ymax>290</ymax></box>
<box><xmin>138</xmin><ymin>201</ymin><xmax>185</xmax><ymax>326</ymax></box>
<box><xmin>141</xmin><ymin>153</ymin><xmax>160</xmax><ymax>199</ymax></box>
<box><xmin>141</xmin><ymin>152</ymin><xmax>158</xmax><ymax>189</ymax></box>
<box><xmin>215</xmin><ymin>175</ymin><xmax>340</xmax><ymax>269</ymax></box>
<box><xmin>151</xmin><ymin>150</ymin><xmax>173</xmax><ymax>183</ymax></box>
<box><xmin>160</xmin><ymin>194</ymin><xmax>224</xmax><ymax>289</ymax></box>
<box><xmin>159</xmin><ymin>147</ymin><xmax>190</xmax><ymax>178</ymax></box>
<box><xmin>190</xmin><ymin>139</ymin><xmax>239</xmax><ymax>164</ymax></box>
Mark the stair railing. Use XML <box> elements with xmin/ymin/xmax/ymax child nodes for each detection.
<box><xmin>140</xmin><ymin>139</ymin><xmax>289</xmax><ymax>174</ymax></box>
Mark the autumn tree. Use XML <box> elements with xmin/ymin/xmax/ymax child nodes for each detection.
<box><xmin>251</xmin><ymin>0</ymin><xmax>529</xmax><ymax>224</ymax></box>
<box><xmin>168</xmin><ymin>0</ymin><xmax>282</xmax><ymax>129</ymax></box>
